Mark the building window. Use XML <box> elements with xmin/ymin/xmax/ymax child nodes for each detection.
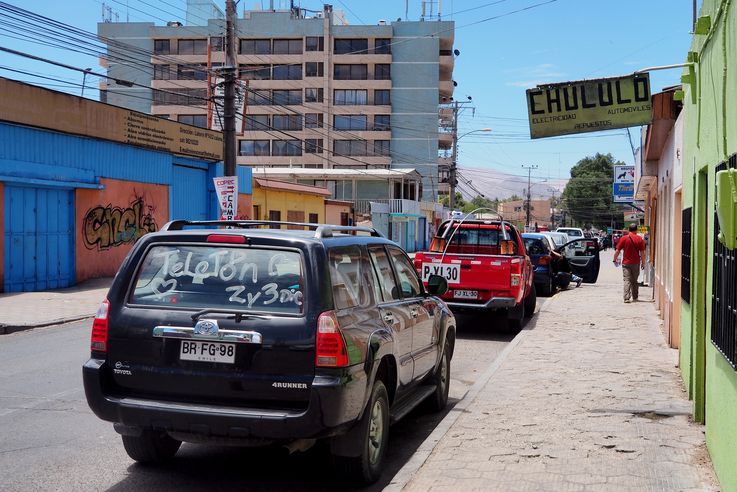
<box><xmin>374</xmin><ymin>64</ymin><xmax>391</xmax><ymax>80</ymax></box>
<box><xmin>272</xmin><ymin>115</ymin><xmax>302</xmax><ymax>131</ymax></box>
<box><xmin>374</xmin><ymin>114</ymin><xmax>390</xmax><ymax>131</ymax></box>
<box><xmin>334</xmin><ymin>115</ymin><xmax>367</xmax><ymax>131</ymax></box>
<box><xmin>245</xmin><ymin>114</ymin><xmax>269</xmax><ymax>130</ymax></box>
<box><xmin>177</xmin><ymin>64</ymin><xmax>208</xmax><ymax>80</ymax></box>
<box><xmin>210</xmin><ymin>36</ymin><xmax>224</xmax><ymax>51</ymax></box>
<box><xmin>305</xmin><ymin>139</ymin><xmax>324</xmax><ymax>154</ymax></box>
<box><xmin>334</xmin><ymin>140</ymin><xmax>368</xmax><ymax>156</ymax></box>
<box><xmin>178</xmin><ymin>39</ymin><xmax>207</xmax><ymax>55</ymax></box>
<box><xmin>154</xmin><ymin>39</ymin><xmax>170</xmax><ymax>55</ymax></box>
<box><xmin>177</xmin><ymin>114</ymin><xmax>208</xmax><ymax>128</ymax></box>
<box><xmin>273</xmin><ymin>63</ymin><xmax>302</xmax><ymax>80</ymax></box>
<box><xmin>305</xmin><ymin>113</ymin><xmax>324</xmax><ymax>128</ymax></box>
<box><xmin>305</xmin><ymin>36</ymin><xmax>324</xmax><ymax>52</ymax></box>
<box><xmin>240</xmin><ymin>39</ymin><xmax>271</xmax><ymax>54</ymax></box>
<box><xmin>272</xmin><ymin>140</ymin><xmax>302</xmax><ymax>156</ymax></box>
<box><xmin>334</xmin><ymin>38</ymin><xmax>368</xmax><ymax>55</ymax></box>
<box><xmin>309</xmin><ymin>213</ymin><xmax>319</xmax><ymax>223</ymax></box>
<box><xmin>239</xmin><ymin>140</ymin><xmax>270</xmax><ymax>156</ymax></box>
<box><xmin>374</xmin><ymin>38</ymin><xmax>391</xmax><ymax>54</ymax></box>
<box><xmin>240</xmin><ymin>64</ymin><xmax>271</xmax><ymax>80</ymax></box>
<box><xmin>247</xmin><ymin>90</ymin><xmax>271</xmax><ymax>105</ymax></box>
<box><xmin>374</xmin><ymin>89</ymin><xmax>390</xmax><ymax>105</ymax></box>
<box><xmin>373</xmin><ymin>140</ymin><xmax>390</xmax><ymax>156</ymax></box>
<box><xmin>272</xmin><ymin>90</ymin><xmax>302</xmax><ymax>105</ymax></box>
<box><xmin>305</xmin><ymin>88</ymin><xmax>324</xmax><ymax>103</ymax></box>
<box><xmin>273</xmin><ymin>39</ymin><xmax>303</xmax><ymax>55</ymax></box>
<box><xmin>153</xmin><ymin>64</ymin><xmax>173</xmax><ymax>80</ymax></box>
<box><xmin>681</xmin><ymin>207</ymin><xmax>692</xmax><ymax>303</ymax></box>
<box><xmin>153</xmin><ymin>88</ymin><xmax>207</xmax><ymax>106</ymax></box>
<box><xmin>334</xmin><ymin>89</ymin><xmax>368</xmax><ymax>105</ymax></box>
<box><xmin>334</xmin><ymin>64</ymin><xmax>368</xmax><ymax>80</ymax></box>
<box><xmin>305</xmin><ymin>62</ymin><xmax>324</xmax><ymax>77</ymax></box>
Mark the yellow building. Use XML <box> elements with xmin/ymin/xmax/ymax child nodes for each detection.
<box><xmin>252</xmin><ymin>179</ymin><xmax>331</xmax><ymax>225</ymax></box>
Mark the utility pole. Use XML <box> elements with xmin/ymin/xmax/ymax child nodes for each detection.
<box><xmin>522</xmin><ymin>164</ymin><xmax>538</xmax><ymax>231</ymax></box>
<box><xmin>449</xmin><ymin>100</ymin><xmax>459</xmax><ymax>210</ymax></box>
<box><xmin>223</xmin><ymin>0</ymin><xmax>237</xmax><ymax>176</ymax></box>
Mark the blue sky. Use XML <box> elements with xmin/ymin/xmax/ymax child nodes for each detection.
<box><xmin>0</xmin><ymin>0</ymin><xmax>697</xmax><ymax>197</ymax></box>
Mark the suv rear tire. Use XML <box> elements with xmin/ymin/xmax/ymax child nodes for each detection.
<box><xmin>425</xmin><ymin>343</ymin><xmax>450</xmax><ymax>412</ymax></box>
<box><xmin>121</xmin><ymin>430</ymin><xmax>181</xmax><ymax>463</ymax></box>
<box><xmin>333</xmin><ymin>380</ymin><xmax>389</xmax><ymax>484</ymax></box>
<box><xmin>524</xmin><ymin>284</ymin><xmax>536</xmax><ymax>318</ymax></box>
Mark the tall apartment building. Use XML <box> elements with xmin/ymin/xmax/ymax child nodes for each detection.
<box><xmin>98</xmin><ymin>2</ymin><xmax>455</xmax><ymax>201</ymax></box>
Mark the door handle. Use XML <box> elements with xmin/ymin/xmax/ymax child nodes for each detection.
<box><xmin>382</xmin><ymin>312</ymin><xmax>394</xmax><ymax>324</ymax></box>
<box><xmin>409</xmin><ymin>307</ymin><xmax>419</xmax><ymax>318</ymax></box>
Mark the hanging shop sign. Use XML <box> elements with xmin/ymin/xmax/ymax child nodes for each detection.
<box><xmin>613</xmin><ymin>165</ymin><xmax>636</xmax><ymax>203</ymax></box>
<box><xmin>526</xmin><ymin>73</ymin><xmax>652</xmax><ymax>139</ymax></box>
<box><xmin>214</xmin><ymin>176</ymin><xmax>238</xmax><ymax>221</ymax></box>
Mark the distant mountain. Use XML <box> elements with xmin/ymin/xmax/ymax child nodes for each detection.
<box><xmin>456</xmin><ymin>167</ymin><xmax>567</xmax><ymax>200</ymax></box>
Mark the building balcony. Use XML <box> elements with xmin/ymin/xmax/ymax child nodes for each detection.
<box><xmin>351</xmin><ymin>198</ymin><xmax>422</xmax><ymax>216</ymax></box>
<box><xmin>439</xmin><ymin>80</ymin><xmax>454</xmax><ymax>100</ymax></box>
<box><xmin>439</xmin><ymin>131</ymin><xmax>453</xmax><ymax>149</ymax></box>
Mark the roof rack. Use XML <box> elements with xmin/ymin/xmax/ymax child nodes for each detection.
<box><xmin>160</xmin><ymin>220</ymin><xmax>384</xmax><ymax>238</ymax></box>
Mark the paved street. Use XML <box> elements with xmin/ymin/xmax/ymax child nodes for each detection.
<box><xmin>0</xmin><ymin>308</ymin><xmax>520</xmax><ymax>490</ymax></box>
<box><xmin>390</xmin><ymin>251</ymin><xmax>719</xmax><ymax>491</ymax></box>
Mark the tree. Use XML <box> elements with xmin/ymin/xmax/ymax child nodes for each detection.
<box><xmin>461</xmin><ymin>195</ymin><xmax>498</xmax><ymax>214</ymax></box>
<box><xmin>561</xmin><ymin>153</ymin><xmax>626</xmax><ymax>228</ymax></box>
<box><xmin>440</xmin><ymin>192</ymin><xmax>466</xmax><ymax>209</ymax></box>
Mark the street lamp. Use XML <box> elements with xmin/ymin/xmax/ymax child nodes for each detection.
<box><xmin>450</xmin><ymin>128</ymin><xmax>491</xmax><ymax>210</ymax></box>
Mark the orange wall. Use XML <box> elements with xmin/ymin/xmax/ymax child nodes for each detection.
<box><xmin>0</xmin><ymin>183</ymin><xmax>3</xmax><ymax>291</ymax></box>
<box><xmin>236</xmin><ymin>193</ymin><xmax>253</xmax><ymax>220</ymax></box>
<box><xmin>76</xmin><ymin>178</ymin><xmax>168</xmax><ymax>282</ymax></box>
<box><xmin>326</xmin><ymin>202</ymin><xmax>352</xmax><ymax>225</ymax></box>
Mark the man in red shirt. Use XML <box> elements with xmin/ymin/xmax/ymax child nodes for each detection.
<box><xmin>613</xmin><ymin>223</ymin><xmax>646</xmax><ymax>303</ymax></box>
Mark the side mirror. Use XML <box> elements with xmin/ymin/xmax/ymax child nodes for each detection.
<box><xmin>427</xmin><ymin>274</ymin><xmax>448</xmax><ymax>296</ymax></box>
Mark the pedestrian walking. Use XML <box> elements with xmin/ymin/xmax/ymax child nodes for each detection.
<box><xmin>613</xmin><ymin>223</ymin><xmax>646</xmax><ymax>303</ymax></box>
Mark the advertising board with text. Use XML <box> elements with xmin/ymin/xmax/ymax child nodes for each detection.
<box><xmin>613</xmin><ymin>165</ymin><xmax>635</xmax><ymax>203</ymax></box>
<box><xmin>213</xmin><ymin>176</ymin><xmax>238</xmax><ymax>221</ymax></box>
<box><xmin>526</xmin><ymin>73</ymin><xmax>652</xmax><ymax>139</ymax></box>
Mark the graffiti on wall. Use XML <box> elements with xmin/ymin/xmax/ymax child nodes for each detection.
<box><xmin>83</xmin><ymin>197</ymin><xmax>158</xmax><ymax>250</ymax></box>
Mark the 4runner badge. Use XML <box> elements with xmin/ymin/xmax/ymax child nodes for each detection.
<box><xmin>194</xmin><ymin>319</ymin><xmax>219</xmax><ymax>336</ymax></box>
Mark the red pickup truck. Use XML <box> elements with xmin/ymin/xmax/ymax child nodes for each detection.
<box><xmin>414</xmin><ymin>219</ymin><xmax>535</xmax><ymax>329</ymax></box>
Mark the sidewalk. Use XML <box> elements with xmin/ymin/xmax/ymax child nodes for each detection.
<box><xmin>389</xmin><ymin>251</ymin><xmax>719</xmax><ymax>491</ymax></box>
<box><xmin>0</xmin><ymin>277</ymin><xmax>113</xmax><ymax>334</ymax></box>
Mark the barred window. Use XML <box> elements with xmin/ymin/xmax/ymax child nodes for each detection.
<box><xmin>681</xmin><ymin>207</ymin><xmax>692</xmax><ymax>303</ymax></box>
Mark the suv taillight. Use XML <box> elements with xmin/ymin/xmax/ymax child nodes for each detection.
<box><xmin>90</xmin><ymin>299</ymin><xmax>110</xmax><ymax>353</ymax></box>
<box><xmin>315</xmin><ymin>311</ymin><xmax>349</xmax><ymax>368</ymax></box>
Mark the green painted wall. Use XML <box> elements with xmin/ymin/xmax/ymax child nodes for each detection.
<box><xmin>680</xmin><ymin>1</ymin><xmax>737</xmax><ymax>490</ymax></box>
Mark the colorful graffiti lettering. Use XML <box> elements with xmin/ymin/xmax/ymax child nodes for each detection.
<box><xmin>83</xmin><ymin>198</ymin><xmax>158</xmax><ymax>250</ymax></box>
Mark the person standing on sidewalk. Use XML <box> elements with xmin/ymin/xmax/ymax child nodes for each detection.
<box><xmin>613</xmin><ymin>223</ymin><xmax>646</xmax><ymax>302</ymax></box>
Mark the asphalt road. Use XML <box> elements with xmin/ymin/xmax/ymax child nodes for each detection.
<box><xmin>0</xmin><ymin>301</ymin><xmax>543</xmax><ymax>491</ymax></box>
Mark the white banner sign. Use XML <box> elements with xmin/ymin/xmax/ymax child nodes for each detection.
<box><xmin>209</xmin><ymin>77</ymin><xmax>246</xmax><ymax>133</ymax></box>
<box><xmin>213</xmin><ymin>176</ymin><xmax>238</xmax><ymax>221</ymax></box>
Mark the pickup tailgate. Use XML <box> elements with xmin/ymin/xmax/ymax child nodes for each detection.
<box><xmin>416</xmin><ymin>252</ymin><xmax>515</xmax><ymax>304</ymax></box>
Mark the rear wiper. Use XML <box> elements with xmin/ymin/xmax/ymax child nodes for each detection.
<box><xmin>191</xmin><ymin>309</ymin><xmax>269</xmax><ymax>323</ymax></box>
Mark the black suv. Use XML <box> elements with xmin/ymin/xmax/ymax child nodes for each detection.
<box><xmin>83</xmin><ymin>220</ymin><xmax>456</xmax><ymax>484</ymax></box>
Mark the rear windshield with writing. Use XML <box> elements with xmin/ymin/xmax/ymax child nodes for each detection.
<box><xmin>129</xmin><ymin>245</ymin><xmax>304</xmax><ymax>314</ymax></box>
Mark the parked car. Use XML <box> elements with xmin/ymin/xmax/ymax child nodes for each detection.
<box><xmin>83</xmin><ymin>220</ymin><xmax>456</xmax><ymax>485</ymax></box>
<box><xmin>413</xmin><ymin>218</ymin><xmax>535</xmax><ymax>329</ymax></box>
<box><xmin>543</xmin><ymin>231</ymin><xmax>575</xmax><ymax>258</ymax></box>
<box><xmin>556</xmin><ymin>227</ymin><xmax>586</xmax><ymax>254</ymax></box>
<box><xmin>522</xmin><ymin>233</ymin><xmax>557</xmax><ymax>296</ymax></box>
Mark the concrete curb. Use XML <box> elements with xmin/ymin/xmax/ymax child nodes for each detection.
<box><xmin>385</xmin><ymin>294</ymin><xmax>561</xmax><ymax>491</ymax></box>
<box><xmin>0</xmin><ymin>314</ymin><xmax>95</xmax><ymax>335</ymax></box>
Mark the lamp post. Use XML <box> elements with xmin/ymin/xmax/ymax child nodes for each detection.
<box><xmin>449</xmin><ymin>127</ymin><xmax>491</xmax><ymax>210</ymax></box>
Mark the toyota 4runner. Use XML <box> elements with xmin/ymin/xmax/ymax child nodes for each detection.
<box><xmin>83</xmin><ymin>220</ymin><xmax>456</xmax><ymax>484</ymax></box>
